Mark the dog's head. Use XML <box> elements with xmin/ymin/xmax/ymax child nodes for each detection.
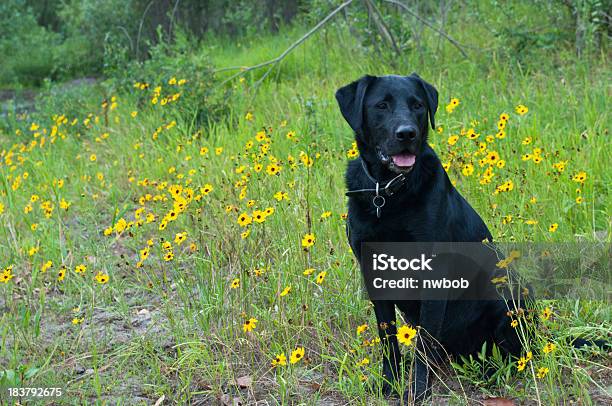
<box><xmin>335</xmin><ymin>74</ymin><xmax>438</xmax><ymax>174</ymax></box>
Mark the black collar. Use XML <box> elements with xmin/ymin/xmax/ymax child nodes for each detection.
<box><xmin>345</xmin><ymin>158</ymin><xmax>409</xmax><ymax>218</ymax></box>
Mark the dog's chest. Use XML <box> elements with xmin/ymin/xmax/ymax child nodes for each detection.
<box><xmin>345</xmin><ymin>176</ymin><xmax>459</xmax><ymax>247</ymax></box>
<box><xmin>348</xmin><ymin>207</ymin><xmax>437</xmax><ymax>243</ymax></box>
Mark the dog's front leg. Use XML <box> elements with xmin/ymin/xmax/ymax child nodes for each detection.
<box><xmin>406</xmin><ymin>300</ymin><xmax>447</xmax><ymax>402</ymax></box>
<box><xmin>372</xmin><ymin>300</ymin><xmax>401</xmax><ymax>395</ymax></box>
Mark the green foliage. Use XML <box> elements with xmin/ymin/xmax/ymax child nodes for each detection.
<box><xmin>57</xmin><ymin>0</ymin><xmax>137</xmax><ymax>64</ymax></box>
<box><xmin>34</xmin><ymin>79</ymin><xmax>103</xmax><ymax>122</ymax></box>
<box><xmin>0</xmin><ymin>0</ymin><xmax>59</xmax><ymax>86</ymax></box>
<box><xmin>53</xmin><ymin>35</ymin><xmax>99</xmax><ymax>79</ymax></box>
<box><xmin>104</xmin><ymin>26</ymin><xmax>233</xmax><ymax>129</ymax></box>
<box><xmin>0</xmin><ymin>365</ymin><xmax>39</xmax><ymax>388</ymax></box>
<box><xmin>566</xmin><ymin>0</ymin><xmax>610</xmax><ymax>54</ymax></box>
<box><xmin>1</xmin><ymin>0</ymin><xmax>609</xmax><ymax>87</ymax></box>
<box><xmin>452</xmin><ymin>342</ymin><xmax>514</xmax><ymax>391</ymax></box>
<box><xmin>0</xmin><ymin>0</ymin><xmax>306</xmax><ymax>87</ymax></box>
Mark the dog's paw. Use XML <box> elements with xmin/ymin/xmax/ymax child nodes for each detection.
<box><xmin>380</xmin><ymin>365</ymin><xmax>401</xmax><ymax>395</ymax></box>
<box><xmin>380</xmin><ymin>380</ymin><xmax>394</xmax><ymax>397</ymax></box>
<box><xmin>377</xmin><ymin>372</ymin><xmax>402</xmax><ymax>398</ymax></box>
<box><xmin>403</xmin><ymin>378</ymin><xmax>431</xmax><ymax>403</ymax></box>
<box><xmin>403</xmin><ymin>388</ymin><xmax>430</xmax><ymax>404</ymax></box>
<box><xmin>366</xmin><ymin>378</ymin><xmax>397</xmax><ymax>398</ymax></box>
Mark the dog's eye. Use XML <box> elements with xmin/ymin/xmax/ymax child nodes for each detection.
<box><xmin>375</xmin><ymin>102</ymin><xmax>389</xmax><ymax>110</ymax></box>
<box><xmin>414</xmin><ymin>102</ymin><xmax>424</xmax><ymax>110</ymax></box>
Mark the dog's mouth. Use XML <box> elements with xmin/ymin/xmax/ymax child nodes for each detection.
<box><xmin>378</xmin><ymin>149</ymin><xmax>417</xmax><ymax>173</ymax></box>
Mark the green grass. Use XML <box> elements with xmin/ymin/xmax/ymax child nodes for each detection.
<box><xmin>0</xmin><ymin>7</ymin><xmax>610</xmax><ymax>405</ymax></box>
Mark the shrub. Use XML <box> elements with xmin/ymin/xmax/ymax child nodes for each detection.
<box><xmin>0</xmin><ymin>0</ymin><xmax>59</xmax><ymax>86</ymax></box>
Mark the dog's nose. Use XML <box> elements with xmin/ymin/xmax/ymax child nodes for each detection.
<box><xmin>395</xmin><ymin>125</ymin><xmax>418</xmax><ymax>141</ymax></box>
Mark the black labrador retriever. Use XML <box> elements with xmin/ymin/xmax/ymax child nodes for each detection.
<box><xmin>336</xmin><ymin>74</ymin><xmax>523</xmax><ymax>401</ymax></box>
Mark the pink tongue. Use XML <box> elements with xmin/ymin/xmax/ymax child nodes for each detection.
<box><xmin>391</xmin><ymin>153</ymin><xmax>416</xmax><ymax>167</ymax></box>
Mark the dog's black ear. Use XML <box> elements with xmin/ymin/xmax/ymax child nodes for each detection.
<box><xmin>335</xmin><ymin>75</ymin><xmax>375</xmax><ymax>133</ymax></box>
<box><xmin>408</xmin><ymin>73</ymin><xmax>438</xmax><ymax>130</ymax></box>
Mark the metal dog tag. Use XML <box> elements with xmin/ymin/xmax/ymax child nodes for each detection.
<box><xmin>372</xmin><ymin>182</ymin><xmax>385</xmax><ymax>218</ymax></box>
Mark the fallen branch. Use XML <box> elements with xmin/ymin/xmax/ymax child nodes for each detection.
<box><xmin>214</xmin><ymin>0</ymin><xmax>354</xmax><ymax>90</ymax></box>
<box><xmin>364</xmin><ymin>0</ymin><xmax>401</xmax><ymax>57</ymax></box>
<box><xmin>136</xmin><ymin>0</ymin><xmax>155</xmax><ymax>60</ymax></box>
<box><xmin>382</xmin><ymin>0</ymin><xmax>469</xmax><ymax>59</ymax></box>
